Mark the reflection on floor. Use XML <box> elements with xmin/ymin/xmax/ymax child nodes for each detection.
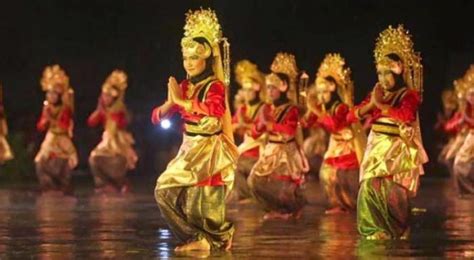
<box><xmin>0</xmin><ymin>178</ymin><xmax>473</xmax><ymax>259</ymax></box>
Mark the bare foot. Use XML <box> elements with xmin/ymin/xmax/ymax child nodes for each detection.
<box><xmin>263</xmin><ymin>211</ymin><xmax>292</xmax><ymax>220</ymax></box>
<box><xmin>175</xmin><ymin>239</ymin><xmax>211</xmax><ymax>252</ymax></box>
<box><xmin>225</xmin><ymin>236</ymin><xmax>233</xmax><ymax>251</ymax></box>
<box><xmin>324</xmin><ymin>207</ymin><xmax>347</xmax><ymax>215</ymax></box>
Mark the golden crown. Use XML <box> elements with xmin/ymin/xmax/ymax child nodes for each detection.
<box><xmin>102</xmin><ymin>70</ymin><xmax>128</xmax><ymax>97</ymax></box>
<box><xmin>270</xmin><ymin>52</ymin><xmax>299</xmax><ymax>82</ymax></box>
<box><xmin>315</xmin><ymin>53</ymin><xmax>354</xmax><ymax>105</ymax></box>
<box><xmin>234</xmin><ymin>60</ymin><xmax>264</xmax><ymax>88</ymax></box>
<box><xmin>374</xmin><ymin>25</ymin><xmax>423</xmax><ymax>92</ymax></box>
<box><xmin>182</xmin><ymin>8</ymin><xmax>222</xmax><ymax>54</ymax></box>
<box><xmin>40</xmin><ymin>65</ymin><xmax>70</xmax><ymax>93</ymax></box>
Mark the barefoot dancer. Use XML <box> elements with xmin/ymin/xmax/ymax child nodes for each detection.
<box><xmin>248</xmin><ymin>53</ymin><xmax>309</xmax><ymax>220</ymax></box>
<box><xmin>302</xmin><ymin>53</ymin><xmax>366</xmax><ymax>214</ymax></box>
<box><xmin>152</xmin><ymin>8</ymin><xmax>237</xmax><ymax>251</ymax></box>
<box><xmin>88</xmin><ymin>70</ymin><xmax>138</xmax><ymax>194</ymax></box>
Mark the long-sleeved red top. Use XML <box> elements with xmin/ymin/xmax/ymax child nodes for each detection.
<box><xmin>252</xmin><ymin>103</ymin><xmax>299</xmax><ymax>140</ymax></box>
<box><xmin>347</xmin><ymin>88</ymin><xmax>420</xmax><ymax>125</ymax></box>
<box><xmin>151</xmin><ymin>78</ymin><xmax>227</xmax><ymax>186</ymax></box>
<box><xmin>87</xmin><ymin>108</ymin><xmax>128</xmax><ymax>129</ymax></box>
<box><xmin>232</xmin><ymin>101</ymin><xmax>265</xmax><ymax>158</ymax></box>
<box><xmin>301</xmin><ymin>102</ymin><xmax>358</xmax><ymax>170</ymax></box>
<box><xmin>37</xmin><ymin>105</ymin><xmax>73</xmax><ymax>133</ymax></box>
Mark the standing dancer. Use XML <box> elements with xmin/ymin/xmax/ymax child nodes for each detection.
<box><xmin>248</xmin><ymin>52</ymin><xmax>309</xmax><ymax>220</ymax></box>
<box><xmin>302</xmin><ymin>53</ymin><xmax>365</xmax><ymax>214</ymax></box>
<box><xmin>151</xmin><ymin>8</ymin><xmax>237</xmax><ymax>251</ymax></box>
<box><xmin>231</xmin><ymin>60</ymin><xmax>267</xmax><ymax>202</ymax></box>
<box><xmin>88</xmin><ymin>70</ymin><xmax>138</xmax><ymax>194</ymax></box>
<box><xmin>350</xmin><ymin>25</ymin><xmax>428</xmax><ymax>240</ymax></box>
<box><xmin>35</xmin><ymin>65</ymin><xmax>78</xmax><ymax>195</ymax></box>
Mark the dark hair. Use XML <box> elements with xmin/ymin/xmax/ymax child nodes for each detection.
<box><xmin>324</xmin><ymin>76</ymin><xmax>342</xmax><ymax>110</ymax></box>
<box><xmin>275</xmin><ymin>73</ymin><xmax>290</xmax><ymax>92</ymax></box>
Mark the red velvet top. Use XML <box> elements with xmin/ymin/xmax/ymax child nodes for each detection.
<box><xmin>252</xmin><ymin>103</ymin><xmax>299</xmax><ymax>139</ymax></box>
<box><xmin>301</xmin><ymin>103</ymin><xmax>358</xmax><ymax>170</ymax></box>
<box><xmin>37</xmin><ymin>105</ymin><xmax>73</xmax><ymax>133</ymax></box>
<box><xmin>347</xmin><ymin>88</ymin><xmax>420</xmax><ymax>124</ymax></box>
<box><xmin>151</xmin><ymin>79</ymin><xmax>226</xmax><ymax>125</ymax></box>
<box><xmin>87</xmin><ymin>108</ymin><xmax>128</xmax><ymax>129</ymax></box>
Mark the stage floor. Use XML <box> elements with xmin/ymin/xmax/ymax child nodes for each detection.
<box><xmin>0</xmin><ymin>177</ymin><xmax>473</xmax><ymax>259</ymax></box>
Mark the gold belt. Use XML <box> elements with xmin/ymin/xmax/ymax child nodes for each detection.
<box><xmin>371</xmin><ymin>121</ymin><xmax>400</xmax><ymax>136</ymax></box>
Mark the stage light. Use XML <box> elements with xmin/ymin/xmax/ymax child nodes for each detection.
<box><xmin>160</xmin><ymin>119</ymin><xmax>172</xmax><ymax>130</ymax></box>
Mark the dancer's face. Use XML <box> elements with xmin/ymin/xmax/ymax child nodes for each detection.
<box><xmin>183</xmin><ymin>54</ymin><xmax>206</xmax><ymax>77</ymax></box>
<box><xmin>46</xmin><ymin>90</ymin><xmax>60</xmax><ymax>105</ymax></box>
<box><xmin>467</xmin><ymin>88</ymin><xmax>474</xmax><ymax>105</ymax></box>
<box><xmin>267</xmin><ymin>85</ymin><xmax>281</xmax><ymax>102</ymax></box>
<box><xmin>101</xmin><ymin>92</ymin><xmax>116</xmax><ymax>107</ymax></box>
<box><xmin>242</xmin><ymin>87</ymin><xmax>258</xmax><ymax>102</ymax></box>
<box><xmin>377</xmin><ymin>68</ymin><xmax>396</xmax><ymax>90</ymax></box>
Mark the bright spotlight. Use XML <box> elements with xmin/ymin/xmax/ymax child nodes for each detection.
<box><xmin>160</xmin><ymin>119</ymin><xmax>172</xmax><ymax>130</ymax></box>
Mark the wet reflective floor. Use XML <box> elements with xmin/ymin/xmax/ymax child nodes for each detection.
<box><xmin>0</xmin><ymin>177</ymin><xmax>473</xmax><ymax>259</ymax></box>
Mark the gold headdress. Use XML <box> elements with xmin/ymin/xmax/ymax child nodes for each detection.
<box><xmin>181</xmin><ymin>8</ymin><xmax>230</xmax><ymax>85</ymax></box>
<box><xmin>102</xmin><ymin>70</ymin><xmax>128</xmax><ymax>99</ymax></box>
<box><xmin>234</xmin><ymin>60</ymin><xmax>265</xmax><ymax>91</ymax></box>
<box><xmin>267</xmin><ymin>52</ymin><xmax>299</xmax><ymax>101</ymax></box>
<box><xmin>40</xmin><ymin>65</ymin><xmax>70</xmax><ymax>93</ymax></box>
<box><xmin>315</xmin><ymin>53</ymin><xmax>354</xmax><ymax>106</ymax></box>
<box><xmin>374</xmin><ymin>25</ymin><xmax>423</xmax><ymax>97</ymax></box>
<box><xmin>181</xmin><ymin>8</ymin><xmax>233</xmax><ymax>142</ymax></box>
<box><xmin>40</xmin><ymin>65</ymin><xmax>74</xmax><ymax>108</ymax></box>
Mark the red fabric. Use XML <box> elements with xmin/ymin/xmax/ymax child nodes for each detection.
<box><xmin>252</xmin><ymin>104</ymin><xmax>299</xmax><ymax>138</ymax></box>
<box><xmin>272</xmin><ymin>175</ymin><xmax>304</xmax><ymax>185</ymax></box>
<box><xmin>324</xmin><ymin>152</ymin><xmax>359</xmax><ymax>170</ymax></box>
<box><xmin>444</xmin><ymin>112</ymin><xmax>463</xmax><ymax>133</ymax></box>
<box><xmin>37</xmin><ymin>106</ymin><xmax>73</xmax><ymax>132</ymax></box>
<box><xmin>348</xmin><ymin>89</ymin><xmax>420</xmax><ymax>124</ymax></box>
<box><xmin>195</xmin><ymin>173</ymin><xmax>225</xmax><ymax>186</ymax></box>
<box><xmin>241</xmin><ymin>147</ymin><xmax>259</xmax><ymax>158</ymax></box>
<box><xmin>318</xmin><ymin>103</ymin><xmax>351</xmax><ymax>133</ymax></box>
<box><xmin>87</xmin><ymin>110</ymin><xmax>105</xmax><ymax>127</ymax></box>
<box><xmin>151</xmin><ymin>80</ymin><xmax>226</xmax><ymax>125</ymax></box>
<box><xmin>300</xmin><ymin>113</ymin><xmax>319</xmax><ymax>129</ymax></box>
<box><xmin>232</xmin><ymin>105</ymin><xmax>247</xmax><ymax>124</ymax></box>
<box><xmin>109</xmin><ymin>111</ymin><xmax>128</xmax><ymax>129</ymax></box>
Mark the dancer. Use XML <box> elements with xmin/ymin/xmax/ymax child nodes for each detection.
<box><xmin>0</xmin><ymin>85</ymin><xmax>13</xmax><ymax>164</ymax></box>
<box><xmin>231</xmin><ymin>60</ymin><xmax>266</xmax><ymax>202</ymax></box>
<box><xmin>88</xmin><ymin>70</ymin><xmax>138</xmax><ymax>194</ymax></box>
<box><xmin>35</xmin><ymin>65</ymin><xmax>78</xmax><ymax>195</ymax></box>
<box><xmin>350</xmin><ymin>25</ymin><xmax>428</xmax><ymax>240</ymax></box>
<box><xmin>152</xmin><ymin>8</ymin><xmax>237</xmax><ymax>251</ymax></box>
<box><xmin>248</xmin><ymin>52</ymin><xmax>309</xmax><ymax>220</ymax></box>
<box><xmin>451</xmin><ymin>66</ymin><xmax>474</xmax><ymax>196</ymax></box>
<box><xmin>302</xmin><ymin>53</ymin><xmax>365</xmax><ymax>214</ymax></box>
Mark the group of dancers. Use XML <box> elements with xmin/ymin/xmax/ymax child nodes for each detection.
<box><xmin>1</xmin><ymin>67</ymin><xmax>138</xmax><ymax>195</ymax></box>
<box><xmin>0</xmin><ymin>7</ymin><xmax>473</xmax><ymax>253</ymax></box>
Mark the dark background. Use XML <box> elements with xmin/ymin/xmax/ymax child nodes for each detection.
<box><xmin>1</xmin><ymin>0</ymin><xmax>473</xmax><ymax>178</ymax></box>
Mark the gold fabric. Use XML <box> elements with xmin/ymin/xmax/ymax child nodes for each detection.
<box><xmin>156</xmin><ymin>115</ymin><xmax>238</xmax><ymax>194</ymax></box>
<box><xmin>360</xmin><ymin>118</ymin><xmax>427</xmax><ymax>197</ymax></box>
<box><xmin>320</xmin><ymin>127</ymin><xmax>359</xmax><ymax>210</ymax></box>
<box><xmin>251</xmin><ymin>142</ymin><xmax>308</xmax><ymax>180</ymax></box>
<box><xmin>90</xmin><ymin>105</ymin><xmax>138</xmax><ymax>170</ymax></box>
<box><xmin>155</xmin><ymin>185</ymin><xmax>234</xmax><ymax>250</ymax></box>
